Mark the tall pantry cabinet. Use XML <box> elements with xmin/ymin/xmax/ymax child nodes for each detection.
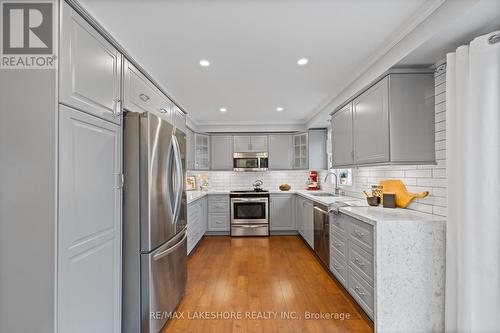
<box><xmin>58</xmin><ymin>3</ymin><xmax>122</xmax><ymax>333</ymax></box>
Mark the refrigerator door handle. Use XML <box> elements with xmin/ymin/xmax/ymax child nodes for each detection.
<box><xmin>172</xmin><ymin>134</ymin><xmax>184</xmax><ymax>225</ymax></box>
<box><xmin>153</xmin><ymin>232</ymin><xmax>187</xmax><ymax>261</ymax></box>
<box><xmin>165</xmin><ymin>137</ymin><xmax>176</xmax><ymax>221</ymax></box>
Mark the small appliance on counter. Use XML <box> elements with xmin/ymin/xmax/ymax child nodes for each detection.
<box><xmin>306</xmin><ymin>170</ymin><xmax>320</xmax><ymax>190</ymax></box>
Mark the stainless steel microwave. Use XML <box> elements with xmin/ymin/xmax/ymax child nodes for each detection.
<box><xmin>233</xmin><ymin>152</ymin><xmax>268</xmax><ymax>171</ymax></box>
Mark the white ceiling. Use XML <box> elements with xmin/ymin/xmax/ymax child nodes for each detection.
<box><xmin>79</xmin><ymin>0</ymin><xmax>443</xmax><ymax>127</ymax></box>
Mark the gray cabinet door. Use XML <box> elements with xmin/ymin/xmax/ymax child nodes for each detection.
<box><xmin>270</xmin><ymin>194</ymin><xmax>295</xmax><ymax>230</ymax></box>
<box><xmin>251</xmin><ymin>136</ymin><xmax>268</xmax><ymax>152</ymax></box>
<box><xmin>173</xmin><ymin>106</ymin><xmax>186</xmax><ymax>133</ymax></box>
<box><xmin>233</xmin><ymin>136</ymin><xmax>252</xmax><ymax>152</ymax></box>
<box><xmin>332</xmin><ymin>103</ymin><xmax>354</xmax><ymax>167</ymax></box>
<box><xmin>186</xmin><ymin>128</ymin><xmax>195</xmax><ymax>170</ymax></box>
<box><xmin>308</xmin><ymin>129</ymin><xmax>327</xmax><ymax>170</ymax></box>
<box><xmin>353</xmin><ymin>77</ymin><xmax>390</xmax><ymax>164</ymax></box>
<box><xmin>293</xmin><ymin>133</ymin><xmax>308</xmax><ymax>169</ymax></box>
<box><xmin>60</xmin><ymin>3</ymin><xmax>121</xmax><ymax>124</ymax></box>
<box><xmin>269</xmin><ymin>134</ymin><xmax>293</xmax><ymax>169</ymax></box>
<box><xmin>194</xmin><ymin>134</ymin><xmax>210</xmax><ymax>170</ymax></box>
<box><xmin>210</xmin><ymin>135</ymin><xmax>233</xmax><ymax>170</ymax></box>
<box><xmin>303</xmin><ymin>199</ymin><xmax>314</xmax><ymax>248</ymax></box>
<box><xmin>58</xmin><ymin>105</ymin><xmax>121</xmax><ymax>333</ymax></box>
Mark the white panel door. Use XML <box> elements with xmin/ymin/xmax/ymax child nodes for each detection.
<box><xmin>58</xmin><ymin>105</ymin><xmax>121</xmax><ymax>333</ymax></box>
<box><xmin>353</xmin><ymin>77</ymin><xmax>390</xmax><ymax>164</ymax></box>
<box><xmin>60</xmin><ymin>3</ymin><xmax>121</xmax><ymax>124</ymax></box>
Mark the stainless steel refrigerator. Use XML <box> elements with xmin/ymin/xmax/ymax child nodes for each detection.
<box><xmin>122</xmin><ymin>111</ymin><xmax>187</xmax><ymax>333</ymax></box>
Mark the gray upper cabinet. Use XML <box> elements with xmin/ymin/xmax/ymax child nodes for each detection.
<box><xmin>332</xmin><ymin>71</ymin><xmax>435</xmax><ymax>167</ymax></box>
<box><xmin>250</xmin><ymin>136</ymin><xmax>268</xmax><ymax>152</ymax></box>
<box><xmin>270</xmin><ymin>193</ymin><xmax>295</xmax><ymax>231</ymax></box>
<box><xmin>353</xmin><ymin>77</ymin><xmax>390</xmax><ymax>164</ymax></box>
<box><xmin>173</xmin><ymin>106</ymin><xmax>186</xmax><ymax>133</ymax></box>
<box><xmin>332</xmin><ymin>104</ymin><xmax>354</xmax><ymax>167</ymax></box>
<box><xmin>293</xmin><ymin>133</ymin><xmax>308</xmax><ymax>169</ymax></box>
<box><xmin>308</xmin><ymin>129</ymin><xmax>327</xmax><ymax>170</ymax></box>
<box><xmin>210</xmin><ymin>135</ymin><xmax>233</xmax><ymax>170</ymax></box>
<box><xmin>233</xmin><ymin>135</ymin><xmax>268</xmax><ymax>152</ymax></box>
<box><xmin>123</xmin><ymin>60</ymin><xmax>172</xmax><ymax>121</ymax></box>
<box><xmin>194</xmin><ymin>133</ymin><xmax>210</xmax><ymax>170</ymax></box>
<box><xmin>60</xmin><ymin>2</ymin><xmax>122</xmax><ymax>124</ymax></box>
<box><xmin>268</xmin><ymin>134</ymin><xmax>293</xmax><ymax>169</ymax></box>
<box><xmin>186</xmin><ymin>128</ymin><xmax>195</xmax><ymax>170</ymax></box>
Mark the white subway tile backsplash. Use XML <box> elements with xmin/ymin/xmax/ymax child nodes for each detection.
<box><xmin>405</xmin><ymin>169</ymin><xmax>432</xmax><ymax>178</ymax></box>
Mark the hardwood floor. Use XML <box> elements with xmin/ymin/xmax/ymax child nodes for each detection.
<box><xmin>162</xmin><ymin>236</ymin><xmax>373</xmax><ymax>333</ymax></box>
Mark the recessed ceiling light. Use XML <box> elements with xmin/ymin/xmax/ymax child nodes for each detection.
<box><xmin>297</xmin><ymin>58</ymin><xmax>309</xmax><ymax>66</ymax></box>
<box><xmin>219</xmin><ymin>108</ymin><xmax>227</xmax><ymax>112</ymax></box>
<box><xmin>276</xmin><ymin>107</ymin><xmax>284</xmax><ymax>112</ymax></box>
<box><xmin>199</xmin><ymin>59</ymin><xmax>210</xmax><ymax>67</ymax></box>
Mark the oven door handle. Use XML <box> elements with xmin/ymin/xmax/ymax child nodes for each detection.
<box><xmin>232</xmin><ymin>198</ymin><xmax>267</xmax><ymax>202</ymax></box>
<box><xmin>236</xmin><ymin>224</ymin><xmax>266</xmax><ymax>228</ymax></box>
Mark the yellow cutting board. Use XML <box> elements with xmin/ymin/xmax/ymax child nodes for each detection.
<box><xmin>379</xmin><ymin>179</ymin><xmax>429</xmax><ymax>208</ymax></box>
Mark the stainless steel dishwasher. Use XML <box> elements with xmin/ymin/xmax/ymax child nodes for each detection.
<box><xmin>313</xmin><ymin>203</ymin><xmax>330</xmax><ymax>268</ymax></box>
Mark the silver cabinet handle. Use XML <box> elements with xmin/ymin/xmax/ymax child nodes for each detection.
<box><xmin>354</xmin><ymin>257</ymin><xmax>365</xmax><ymax>267</ymax></box>
<box><xmin>353</xmin><ymin>229</ymin><xmax>365</xmax><ymax>238</ymax></box>
<box><xmin>159</xmin><ymin>107</ymin><xmax>168</xmax><ymax>113</ymax></box>
<box><xmin>354</xmin><ymin>286</ymin><xmax>365</xmax><ymax>297</ymax></box>
<box><xmin>139</xmin><ymin>93</ymin><xmax>150</xmax><ymax>102</ymax></box>
<box><xmin>334</xmin><ymin>241</ymin><xmax>341</xmax><ymax>248</ymax></box>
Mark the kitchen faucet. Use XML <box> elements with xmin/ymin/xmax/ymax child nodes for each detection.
<box><xmin>324</xmin><ymin>170</ymin><xmax>340</xmax><ymax>195</ymax></box>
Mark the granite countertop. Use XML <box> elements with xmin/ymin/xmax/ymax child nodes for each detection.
<box><xmin>186</xmin><ymin>189</ymin><xmax>445</xmax><ymax>226</ymax></box>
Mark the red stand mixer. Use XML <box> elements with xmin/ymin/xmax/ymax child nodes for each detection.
<box><xmin>306</xmin><ymin>170</ymin><xmax>320</xmax><ymax>190</ymax></box>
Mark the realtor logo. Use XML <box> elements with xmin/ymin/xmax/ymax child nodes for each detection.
<box><xmin>1</xmin><ymin>1</ymin><xmax>56</xmax><ymax>68</ymax></box>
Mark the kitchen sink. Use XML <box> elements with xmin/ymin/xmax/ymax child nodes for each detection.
<box><xmin>310</xmin><ymin>193</ymin><xmax>338</xmax><ymax>197</ymax></box>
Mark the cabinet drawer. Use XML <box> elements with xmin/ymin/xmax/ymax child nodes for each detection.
<box><xmin>330</xmin><ymin>213</ymin><xmax>347</xmax><ymax>235</ymax></box>
<box><xmin>331</xmin><ymin>230</ymin><xmax>348</xmax><ymax>262</ymax></box>
<box><xmin>330</xmin><ymin>255</ymin><xmax>348</xmax><ymax>287</ymax></box>
<box><xmin>347</xmin><ymin>215</ymin><xmax>374</xmax><ymax>253</ymax></box>
<box><xmin>208</xmin><ymin>196</ymin><xmax>229</xmax><ymax>213</ymax></box>
<box><xmin>208</xmin><ymin>213</ymin><xmax>229</xmax><ymax>231</ymax></box>
<box><xmin>348</xmin><ymin>241</ymin><xmax>374</xmax><ymax>285</ymax></box>
<box><xmin>348</xmin><ymin>267</ymin><xmax>374</xmax><ymax>319</ymax></box>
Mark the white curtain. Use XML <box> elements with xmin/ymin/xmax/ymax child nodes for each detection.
<box><xmin>446</xmin><ymin>31</ymin><xmax>500</xmax><ymax>333</ymax></box>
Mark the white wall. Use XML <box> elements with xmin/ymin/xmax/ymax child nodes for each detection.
<box><xmin>320</xmin><ymin>61</ymin><xmax>447</xmax><ymax>217</ymax></box>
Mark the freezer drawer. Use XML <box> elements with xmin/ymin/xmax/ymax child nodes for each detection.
<box><xmin>231</xmin><ymin>224</ymin><xmax>269</xmax><ymax>236</ymax></box>
<box><xmin>141</xmin><ymin>231</ymin><xmax>187</xmax><ymax>333</ymax></box>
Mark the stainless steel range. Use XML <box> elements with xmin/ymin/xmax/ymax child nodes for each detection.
<box><xmin>230</xmin><ymin>189</ymin><xmax>269</xmax><ymax>236</ymax></box>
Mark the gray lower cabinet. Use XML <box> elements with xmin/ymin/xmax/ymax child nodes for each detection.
<box><xmin>268</xmin><ymin>134</ymin><xmax>293</xmax><ymax>169</ymax></box>
<box><xmin>270</xmin><ymin>193</ymin><xmax>295</xmax><ymax>231</ymax></box>
<box><xmin>207</xmin><ymin>195</ymin><xmax>230</xmax><ymax>232</ymax></box>
<box><xmin>210</xmin><ymin>135</ymin><xmax>233</xmax><ymax>170</ymax></box>
<box><xmin>330</xmin><ymin>213</ymin><xmax>374</xmax><ymax>319</ymax></box>
<box><xmin>58</xmin><ymin>105</ymin><xmax>122</xmax><ymax>333</ymax></box>
<box><xmin>60</xmin><ymin>2</ymin><xmax>121</xmax><ymax>124</ymax></box>
<box><xmin>296</xmin><ymin>196</ymin><xmax>314</xmax><ymax>248</ymax></box>
<box><xmin>331</xmin><ymin>71</ymin><xmax>435</xmax><ymax>167</ymax></box>
<box><xmin>187</xmin><ymin>197</ymin><xmax>207</xmax><ymax>255</ymax></box>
